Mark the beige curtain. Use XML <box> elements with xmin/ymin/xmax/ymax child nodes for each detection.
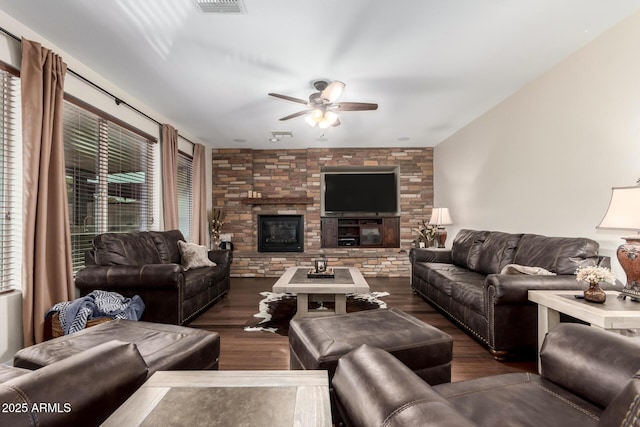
<box><xmin>161</xmin><ymin>124</ymin><xmax>179</xmax><ymax>230</ymax></box>
<box><xmin>191</xmin><ymin>144</ymin><xmax>207</xmax><ymax>245</ymax></box>
<box><xmin>21</xmin><ymin>38</ymin><xmax>73</xmax><ymax>346</ymax></box>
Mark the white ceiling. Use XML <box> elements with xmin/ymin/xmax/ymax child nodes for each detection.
<box><xmin>1</xmin><ymin>1</ymin><xmax>638</xmax><ymax>149</ymax></box>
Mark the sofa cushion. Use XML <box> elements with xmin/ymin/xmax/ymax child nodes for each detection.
<box><xmin>512</xmin><ymin>234</ymin><xmax>600</xmax><ymax>275</ymax></box>
<box><xmin>178</xmin><ymin>241</ymin><xmax>216</xmax><ymax>270</ymax></box>
<box><xmin>475</xmin><ymin>232</ymin><xmax>522</xmax><ymax>275</ymax></box>
<box><xmin>451</xmin><ymin>229</ymin><xmax>489</xmax><ymax>270</ymax></box>
<box><xmin>183</xmin><ymin>268</ymin><xmax>213</xmax><ymax>299</ymax></box>
<box><xmin>434</xmin><ymin>373</ymin><xmax>602</xmax><ymax>427</ymax></box>
<box><xmin>425</xmin><ymin>265</ymin><xmax>485</xmax><ymax>298</ymax></box>
<box><xmin>149</xmin><ymin>230</ymin><xmax>185</xmax><ymax>264</ymax></box>
<box><xmin>0</xmin><ymin>365</ymin><xmax>29</xmax><ymax>383</ymax></box>
<box><xmin>93</xmin><ymin>232</ymin><xmax>162</xmax><ymax>266</ymax></box>
<box><xmin>450</xmin><ymin>279</ymin><xmax>486</xmax><ymax>315</ymax></box>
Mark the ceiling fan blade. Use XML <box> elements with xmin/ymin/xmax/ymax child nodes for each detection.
<box><xmin>268</xmin><ymin>93</ymin><xmax>309</xmax><ymax>105</ymax></box>
<box><xmin>333</xmin><ymin>102</ymin><xmax>378</xmax><ymax>111</ymax></box>
<box><xmin>334</xmin><ymin>102</ymin><xmax>378</xmax><ymax>111</ymax></box>
<box><xmin>279</xmin><ymin>110</ymin><xmax>310</xmax><ymax>121</ymax></box>
<box><xmin>321</xmin><ymin>81</ymin><xmax>345</xmax><ymax>103</ymax></box>
<box><xmin>332</xmin><ymin>118</ymin><xmax>341</xmax><ymax>127</ymax></box>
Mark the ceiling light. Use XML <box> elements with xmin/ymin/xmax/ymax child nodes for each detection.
<box><xmin>306</xmin><ymin>108</ymin><xmax>339</xmax><ymax>128</ymax></box>
<box><xmin>305</xmin><ymin>115</ymin><xmax>316</xmax><ymax>127</ymax></box>
<box><xmin>193</xmin><ymin>0</ymin><xmax>246</xmax><ymax>14</ymax></box>
<box><xmin>324</xmin><ymin>111</ymin><xmax>338</xmax><ymax>126</ymax></box>
<box><xmin>272</xmin><ymin>131</ymin><xmax>293</xmax><ymax>139</ymax></box>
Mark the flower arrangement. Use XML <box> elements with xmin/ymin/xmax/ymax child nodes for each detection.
<box><xmin>414</xmin><ymin>220</ymin><xmax>436</xmax><ymax>244</ymax></box>
<box><xmin>208</xmin><ymin>208</ymin><xmax>224</xmax><ymax>242</ymax></box>
<box><xmin>575</xmin><ymin>266</ymin><xmax>616</xmax><ymax>285</ymax></box>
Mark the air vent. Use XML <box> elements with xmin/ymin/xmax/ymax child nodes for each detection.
<box><xmin>194</xmin><ymin>0</ymin><xmax>246</xmax><ymax>14</ymax></box>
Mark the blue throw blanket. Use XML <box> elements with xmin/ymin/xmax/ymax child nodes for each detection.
<box><xmin>46</xmin><ymin>290</ymin><xmax>145</xmax><ymax>335</ymax></box>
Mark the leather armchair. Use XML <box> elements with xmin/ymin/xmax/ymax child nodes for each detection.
<box><xmin>333</xmin><ymin>323</ymin><xmax>640</xmax><ymax>427</ymax></box>
<box><xmin>0</xmin><ymin>340</ymin><xmax>148</xmax><ymax>427</ymax></box>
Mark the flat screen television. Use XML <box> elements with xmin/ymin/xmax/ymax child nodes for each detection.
<box><xmin>322</xmin><ymin>171</ymin><xmax>398</xmax><ymax>215</ymax></box>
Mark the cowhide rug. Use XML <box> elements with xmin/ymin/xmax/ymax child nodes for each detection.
<box><xmin>244</xmin><ymin>291</ymin><xmax>390</xmax><ymax>336</ymax></box>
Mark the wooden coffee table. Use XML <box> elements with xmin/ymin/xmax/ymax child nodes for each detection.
<box><xmin>103</xmin><ymin>370</ymin><xmax>331</xmax><ymax>426</ymax></box>
<box><xmin>272</xmin><ymin>266</ymin><xmax>369</xmax><ymax>318</ymax></box>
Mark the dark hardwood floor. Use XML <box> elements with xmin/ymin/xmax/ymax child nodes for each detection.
<box><xmin>188</xmin><ymin>276</ymin><xmax>536</xmax><ymax>381</ymax></box>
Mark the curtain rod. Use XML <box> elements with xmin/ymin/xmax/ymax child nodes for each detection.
<box><xmin>0</xmin><ymin>26</ymin><xmax>197</xmax><ymax>146</ymax></box>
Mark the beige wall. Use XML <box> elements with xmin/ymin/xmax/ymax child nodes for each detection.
<box><xmin>434</xmin><ymin>11</ymin><xmax>640</xmax><ymax>280</ymax></box>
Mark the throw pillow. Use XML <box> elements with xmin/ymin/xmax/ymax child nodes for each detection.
<box><xmin>500</xmin><ymin>264</ymin><xmax>556</xmax><ymax>276</ymax></box>
<box><xmin>177</xmin><ymin>241</ymin><xmax>216</xmax><ymax>270</ymax></box>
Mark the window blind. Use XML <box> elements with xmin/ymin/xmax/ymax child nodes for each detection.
<box><xmin>0</xmin><ymin>70</ymin><xmax>20</xmax><ymax>291</ymax></box>
<box><xmin>64</xmin><ymin>101</ymin><xmax>156</xmax><ymax>272</ymax></box>
<box><xmin>177</xmin><ymin>151</ymin><xmax>193</xmax><ymax>242</ymax></box>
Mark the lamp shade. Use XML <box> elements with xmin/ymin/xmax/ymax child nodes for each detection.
<box><xmin>597</xmin><ymin>186</ymin><xmax>640</xmax><ymax>231</ymax></box>
<box><xmin>429</xmin><ymin>207</ymin><xmax>453</xmax><ymax>226</ymax></box>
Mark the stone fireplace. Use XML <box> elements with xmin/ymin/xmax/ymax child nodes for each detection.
<box><xmin>257</xmin><ymin>214</ymin><xmax>304</xmax><ymax>252</ymax></box>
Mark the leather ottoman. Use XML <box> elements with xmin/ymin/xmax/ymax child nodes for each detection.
<box><xmin>13</xmin><ymin>319</ymin><xmax>220</xmax><ymax>376</ymax></box>
<box><xmin>289</xmin><ymin>307</ymin><xmax>452</xmax><ymax>385</ymax></box>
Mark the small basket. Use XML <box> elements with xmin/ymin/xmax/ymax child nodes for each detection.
<box><xmin>47</xmin><ymin>313</ymin><xmax>113</xmax><ymax>339</ymax></box>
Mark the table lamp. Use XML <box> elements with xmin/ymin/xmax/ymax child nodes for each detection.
<box><xmin>429</xmin><ymin>207</ymin><xmax>453</xmax><ymax>248</ymax></box>
<box><xmin>596</xmin><ymin>186</ymin><xmax>640</xmax><ymax>301</ymax></box>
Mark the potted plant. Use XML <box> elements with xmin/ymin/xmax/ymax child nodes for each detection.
<box><xmin>414</xmin><ymin>220</ymin><xmax>436</xmax><ymax>248</ymax></box>
<box><xmin>575</xmin><ymin>265</ymin><xmax>616</xmax><ymax>303</ymax></box>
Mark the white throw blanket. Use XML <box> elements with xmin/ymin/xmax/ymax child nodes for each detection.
<box><xmin>500</xmin><ymin>264</ymin><xmax>556</xmax><ymax>276</ymax></box>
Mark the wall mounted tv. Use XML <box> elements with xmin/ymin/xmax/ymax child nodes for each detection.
<box><xmin>321</xmin><ymin>167</ymin><xmax>399</xmax><ymax>216</ymax></box>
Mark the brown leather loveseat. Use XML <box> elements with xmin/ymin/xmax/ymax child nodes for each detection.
<box><xmin>333</xmin><ymin>323</ymin><xmax>640</xmax><ymax>427</ymax></box>
<box><xmin>410</xmin><ymin>229</ymin><xmax>612</xmax><ymax>359</ymax></box>
<box><xmin>75</xmin><ymin>230</ymin><xmax>231</xmax><ymax>325</ymax></box>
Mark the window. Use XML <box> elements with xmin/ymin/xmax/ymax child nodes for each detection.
<box><xmin>64</xmin><ymin>100</ymin><xmax>156</xmax><ymax>272</ymax></box>
<box><xmin>0</xmin><ymin>69</ymin><xmax>21</xmax><ymax>291</ymax></box>
<box><xmin>177</xmin><ymin>151</ymin><xmax>193</xmax><ymax>242</ymax></box>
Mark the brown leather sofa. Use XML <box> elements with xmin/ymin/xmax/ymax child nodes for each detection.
<box><xmin>75</xmin><ymin>230</ymin><xmax>231</xmax><ymax>325</ymax></box>
<box><xmin>0</xmin><ymin>340</ymin><xmax>148</xmax><ymax>427</ymax></box>
<box><xmin>333</xmin><ymin>323</ymin><xmax>640</xmax><ymax>427</ymax></box>
<box><xmin>410</xmin><ymin>229</ymin><xmax>612</xmax><ymax>359</ymax></box>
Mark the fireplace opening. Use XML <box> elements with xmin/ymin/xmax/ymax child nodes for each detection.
<box><xmin>257</xmin><ymin>215</ymin><xmax>304</xmax><ymax>253</ymax></box>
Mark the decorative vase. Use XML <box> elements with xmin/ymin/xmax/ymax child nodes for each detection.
<box><xmin>584</xmin><ymin>282</ymin><xmax>606</xmax><ymax>303</ymax></box>
<box><xmin>210</xmin><ymin>232</ymin><xmax>220</xmax><ymax>250</ymax></box>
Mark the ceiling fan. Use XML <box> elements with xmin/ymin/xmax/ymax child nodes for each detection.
<box><xmin>268</xmin><ymin>80</ymin><xmax>378</xmax><ymax>128</ymax></box>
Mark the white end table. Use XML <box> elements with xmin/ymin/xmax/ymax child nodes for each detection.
<box><xmin>528</xmin><ymin>290</ymin><xmax>640</xmax><ymax>371</ymax></box>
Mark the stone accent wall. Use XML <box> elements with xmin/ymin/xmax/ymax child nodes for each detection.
<box><xmin>212</xmin><ymin>147</ymin><xmax>433</xmax><ymax>277</ymax></box>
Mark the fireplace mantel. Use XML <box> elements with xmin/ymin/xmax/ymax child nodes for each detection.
<box><xmin>243</xmin><ymin>197</ymin><xmax>314</xmax><ymax>205</ymax></box>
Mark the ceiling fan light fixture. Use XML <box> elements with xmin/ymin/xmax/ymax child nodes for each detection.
<box><xmin>311</xmin><ymin>109</ymin><xmax>324</xmax><ymax>122</ymax></box>
<box><xmin>318</xmin><ymin>120</ymin><xmax>331</xmax><ymax>129</ymax></box>
<box><xmin>324</xmin><ymin>111</ymin><xmax>338</xmax><ymax>125</ymax></box>
<box><xmin>321</xmin><ymin>81</ymin><xmax>345</xmax><ymax>103</ymax></box>
<box><xmin>305</xmin><ymin>115</ymin><xmax>317</xmax><ymax>127</ymax></box>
